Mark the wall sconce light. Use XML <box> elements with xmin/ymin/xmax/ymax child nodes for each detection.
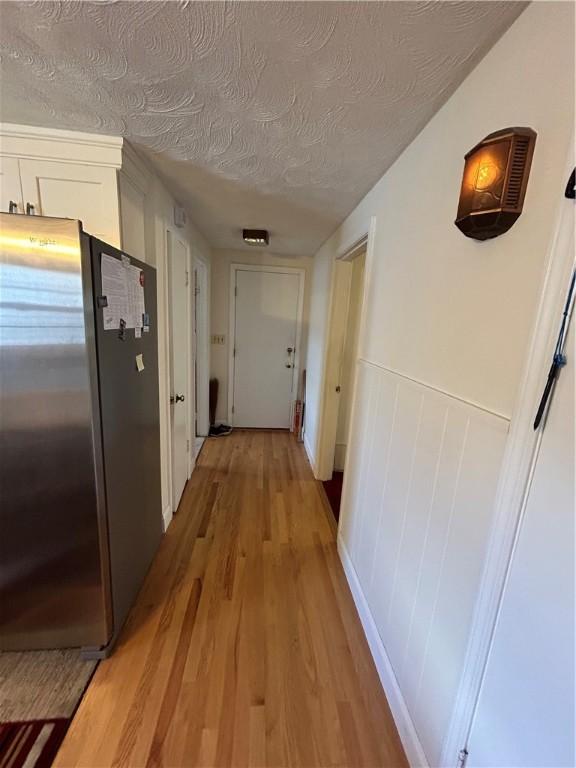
<box><xmin>455</xmin><ymin>127</ymin><xmax>536</xmax><ymax>240</ymax></box>
<box><xmin>243</xmin><ymin>229</ymin><xmax>269</xmax><ymax>246</ymax></box>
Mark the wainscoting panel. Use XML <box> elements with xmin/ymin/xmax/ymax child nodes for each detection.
<box><xmin>338</xmin><ymin>359</ymin><xmax>509</xmax><ymax>766</ymax></box>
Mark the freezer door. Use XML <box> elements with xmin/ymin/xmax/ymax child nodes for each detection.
<box><xmin>0</xmin><ymin>213</ymin><xmax>111</xmax><ymax>650</ymax></box>
<box><xmin>90</xmin><ymin>239</ymin><xmax>162</xmax><ymax>646</ymax></box>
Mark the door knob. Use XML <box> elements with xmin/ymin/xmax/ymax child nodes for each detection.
<box><xmin>170</xmin><ymin>394</ymin><xmax>185</xmax><ymax>404</ymax></box>
<box><xmin>285</xmin><ymin>364</ymin><xmax>293</xmax><ymax>368</ymax></box>
<box><xmin>287</xmin><ymin>347</ymin><xmax>294</xmax><ymax>354</ymax></box>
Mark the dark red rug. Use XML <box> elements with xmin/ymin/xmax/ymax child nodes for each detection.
<box><xmin>0</xmin><ymin>719</ymin><xmax>69</xmax><ymax>768</ymax></box>
<box><xmin>322</xmin><ymin>471</ymin><xmax>344</xmax><ymax>522</ymax></box>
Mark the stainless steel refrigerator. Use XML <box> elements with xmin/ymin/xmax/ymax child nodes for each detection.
<box><xmin>0</xmin><ymin>213</ymin><xmax>163</xmax><ymax>658</ymax></box>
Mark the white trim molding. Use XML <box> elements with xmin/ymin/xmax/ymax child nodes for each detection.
<box><xmin>227</xmin><ymin>262</ymin><xmax>306</xmax><ymax>427</ymax></box>
<box><xmin>440</xmin><ymin>143</ymin><xmax>576</xmax><ymax>767</ymax></box>
<box><xmin>338</xmin><ymin>535</ymin><xmax>429</xmax><ymax>768</ymax></box>
<box><xmin>0</xmin><ymin>122</ymin><xmax>123</xmax><ymax>168</ymax></box>
<box><xmin>162</xmin><ymin>504</ymin><xmax>173</xmax><ymax>533</ymax></box>
<box><xmin>304</xmin><ymin>433</ymin><xmax>317</xmax><ymax>475</ymax></box>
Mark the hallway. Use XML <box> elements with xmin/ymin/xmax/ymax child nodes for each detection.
<box><xmin>55</xmin><ymin>431</ymin><xmax>407</xmax><ymax>768</ymax></box>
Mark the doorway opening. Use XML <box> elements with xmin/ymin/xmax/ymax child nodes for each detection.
<box><xmin>321</xmin><ymin>248</ymin><xmax>366</xmax><ymax>520</ymax></box>
<box><xmin>315</xmin><ymin>222</ymin><xmax>373</xmax><ymax>523</ymax></box>
<box><xmin>167</xmin><ymin>230</ymin><xmax>191</xmax><ymax>514</ymax></box>
<box><xmin>166</xmin><ymin>233</ymin><xmax>210</xmax><ymax>516</ymax></box>
<box><xmin>192</xmin><ymin>256</ymin><xmax>209</xmax><ymax>461</ymax></box>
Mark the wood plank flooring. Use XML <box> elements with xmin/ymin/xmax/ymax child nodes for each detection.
<box><xmin>55</xmin><ymin>431</ymin><xmax>407</xmax><ymax>767</ymax></box>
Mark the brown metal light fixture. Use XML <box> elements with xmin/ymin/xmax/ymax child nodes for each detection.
<box><xmin>455</xmin><ymin>127</ymin><xmax>536</xmax><ymax>240</ymax></box>
<box><xmin>243</xmin><ymin>229</ymin><xmax>269</xmax><ymax>246</ymax></box>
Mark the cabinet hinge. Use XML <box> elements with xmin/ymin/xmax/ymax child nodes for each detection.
<box><xmin>457</xmin><ymin>748</ymin><xmax>469</xmax><ymax>768</ymax></box>
<box><xmin>186</xmin><ymin>439</ymin><xmax>190</xmax><ymax>452</ymax></box>
<box><xmin>233</xmin><ymin>347</ymin><xmax>236</xmax><ymax>357</ymax></box>
<box><xmin>231</xmin><ymin>405</ymin><xmax>235</xmax><ymax>414</ymax></box>
<box><xmin>185</xmin><ymin>270</ymin><xmax>189</xmax><ymax>287</ymax></box>
<box><xmin>235</xmin><ymin>285</ymin><xmax>237</xmax><ymax>297</ymax></box>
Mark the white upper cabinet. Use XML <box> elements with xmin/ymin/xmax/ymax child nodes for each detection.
<box><xmin>0</xmin><ymin>155</ymin><xmax>23</xmax><ymax>214</ymax></box>
<box><xmin>19</xmin><ymin>158</ymin><xmax>120</xmax><ymax>244</ymax></box>
<box><xmin>0</xmin><ymin>123</ymin><xmax>124</xmax><ymax>247</ymax></box>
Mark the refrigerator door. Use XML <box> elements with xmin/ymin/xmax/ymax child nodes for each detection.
<box><xmin>0</xmin><ymin>214</ymin><xmax>111</xmax><ymax>650</ymax></box>
<box><xmin>89</xmin><ymin>238</ymin><xmax>162</xmax><ymax>650</ymax></box>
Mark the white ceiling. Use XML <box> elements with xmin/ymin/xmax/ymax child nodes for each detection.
<box><xmin>0</xmin><ymin>1</ymin><xmax>525</xmax><ymax>256</ymax></box>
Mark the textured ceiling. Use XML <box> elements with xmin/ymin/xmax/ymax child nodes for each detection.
<box><xmin>0</xmin><ymin>1</ymin><xmax>525</xmax><ymax>256</ymax></box>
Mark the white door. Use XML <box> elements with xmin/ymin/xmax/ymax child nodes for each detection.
<box><xmin>168</xmin><ymin>233</ymin><xmax>190</xmax><ymax>512</ymax></box>
<box><xmin>232</xmin><ymin>269</ymin><xmax>300</xmax><ymax>428</ymax></box>
<box><xmin>466</xmin><ymin>319</ymin><xmax>574</xmax><ymax>766</ymax></box>
<box><xmin>0</xmin><ymin>156</ymin><xmax>23</xmax><ymax>213</ymax></box>
<box><xmin>19</xmin><ymin>158</ymin><xmax>120</xmax><ymax>244</ymax></box>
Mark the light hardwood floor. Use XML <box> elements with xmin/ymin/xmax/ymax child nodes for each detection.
<box><xmin>55</xmin><ymin>431</ymin><xmax>407</xmax><ymax>767</ymax></box>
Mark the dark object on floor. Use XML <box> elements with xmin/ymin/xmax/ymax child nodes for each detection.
<box><xmin>323</xmin><ymin>471</ymin><xmax>344</xmax><ymax>522</ymax></box>
<box><xmin>209</xmin><ymin>378</ymin><xmax>219</xmax><ymax>426</ymax></box>
<box><xmin>0</xmin><ymin>718</ymin><xmax>69</xmax><ymax>768</ymax></box>
<box><xmin>209</xmin><ymin>423</ymin><xmax>232</xmax><ymax>437</ymax></box>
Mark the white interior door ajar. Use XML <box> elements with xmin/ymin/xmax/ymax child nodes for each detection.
<box><xmin>168</xmin><ymin>233</ymin><xmax>189</xmax><ymax>512</ymax></box>
<box><xmin>466</xmin><ymin>312</ymin><xmax>575</xmax><ymax>767</ymax></box>
<box><xmin>232</xmin><ymin>269</ymin><xmax>300</xmax><ymax>428</ymax></box>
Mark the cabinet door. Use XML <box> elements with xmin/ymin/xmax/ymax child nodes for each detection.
<box><xmin>0</xmin><ymin>156</ymin><xmax>24</xmax><ymax>213</ymax></box>
<box><xmin>19</xmin><ymin>159</ymin><xmax>120</xmax><ymax>246</ymax></box>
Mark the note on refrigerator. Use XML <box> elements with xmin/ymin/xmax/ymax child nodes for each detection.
<box><xmin>135</xmin><ymin>353</ymin><xmax>145</xmax><ymax>372</ymax></box>
<box><xmin>101</xmin><ymin>255</ymin><xmax>146</xmax><ymax>330</ymax></box>
<box><xmin>101</xmin><ymin>254</ymin><xmax>128</xmax><ymax>331</ymax></box>
<box><xmin>126</xmin><ymin>265</ymin><xmax>146</xmax><ymax>330</ymax></box>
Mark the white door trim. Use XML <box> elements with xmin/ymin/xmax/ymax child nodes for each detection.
<box><xmin>193</xmin><ymin>256</ymin><xmax>210</xmax><ymax>438</ymax></box>
<box><xmin>227</xmin><ymin>263</ymin><xmax>305</xmax><ymax>427</ymax></box>
<box><xmin>440</xmin><ymin>146</ymin><xmax>576</xmax><ymax>766</ymax></box>
<box><xmin>315</xmin><ymin>216</ymin><xmax>377</xmax><ymax>480</ymax></box>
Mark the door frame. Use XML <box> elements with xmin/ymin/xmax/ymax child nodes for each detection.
<box><xmin>440</xmin><ymin>146</ymin><xmax>575</xmax><ymax>766</ymax></box>
<box><xmin>193</xmin><ymin>255</ymin><xmax>210</xmax><ymax>440</ymax></box>
<box><xmin>227</xmin><ymin>263</ymin><xmax>305</xmax><ymax>427</ymax></box>
<box><xmin>314</xmin><ymin>217</ymin><xmax>376</xmax><ymax>481</ymax></box>
<box><xmin>166</xmin><ymin>228</ymin><xmax>192</xmax><ymax>512</ymax></box>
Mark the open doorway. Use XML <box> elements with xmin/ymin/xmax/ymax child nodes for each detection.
<box><xmin>167</xmin><ymin>230</ymin><xmax>191</xmax><ymax>514</ymax></box>
<box><xmin>322</xmin><ymin>249</ymin><xmax>366</xmax><ymax>520</ymax></box>
<box><xmin>192</xmin><ymin>256</ymin><xmax>209</xmax><ymax>461</ymax></box>
<box><xmin>168</xmin><ymin>237</ymin><xmax>210</xmax><ymax>512</ymax></box>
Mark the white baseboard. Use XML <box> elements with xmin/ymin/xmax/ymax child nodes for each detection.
<box><xmin>303</xmin><ymin>433</ymin><xmax>317</xmax><ymax>476</ymax></box>
<box><xmin>337</xmin><ymin>535</ymin><xmax>429</xmax><ymax>768</ymax></box>
<box><xmin>162</xmin><ymin>504</ymin><xmax>173</xmax><ymax>532</ymax></box>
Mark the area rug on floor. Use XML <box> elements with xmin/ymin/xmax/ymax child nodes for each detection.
<box><xmin>0</xmin><ymin>650</ymin><xmax>97</xmax><ymax>768</ymax></box>
<box><xmin>0</xmin><ymin>719</ymin><xmax>69</xmax><ymax>768</ymax></box>
<box><xmin>0</xmin><ymin>650</ymin><xmax>96</xmax><ymax>722</ymax></box>
<box><xmin>322</xmin><ymin>471</ymin><xmax>344</xmax><ymax>522</ymax></box>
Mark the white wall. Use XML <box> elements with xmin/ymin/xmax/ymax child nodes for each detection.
<box><xmin>305</xmin><ymin>3</ymin><xmax>574</xmax><ymax>765</ymax></box>
<box><xmin>210</xmin><ymin>248</ymin><xmax>312</xmax><ymax>423</ymax></box>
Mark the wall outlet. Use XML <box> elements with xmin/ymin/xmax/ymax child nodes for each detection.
<box><xmin>211</xmin><ymin>334</ymin><xmax>225</xmax><ymax>345</ymax></box>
